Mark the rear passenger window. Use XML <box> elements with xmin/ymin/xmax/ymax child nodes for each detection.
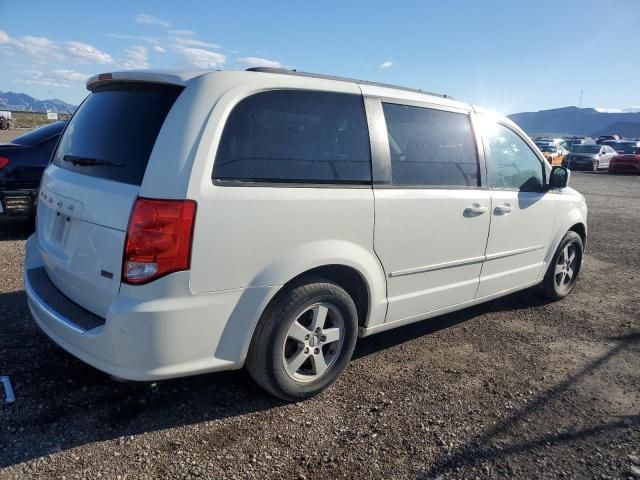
<box><xmin>213</xmin><ymin>90</ymin><xmax>371</xmax><ymax>184</ymax></box>
<box><xmin>382</xmin><ymin>103</ymin><xmax>479</xmax><ymax>187</ymax></box>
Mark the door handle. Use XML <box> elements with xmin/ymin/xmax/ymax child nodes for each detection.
<box><xmin>464</xmin><ymin>204</ymin><xmax>488</xmax><ymax>217</ymax></box>
<box><xmin>494</xmin><ymin>204</ymin><xmax>513</xmax><ymax>215</ymax></box>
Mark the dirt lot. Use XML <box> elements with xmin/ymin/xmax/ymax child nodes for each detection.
<box><xmin>0</xmin><ymin>132</ymin><xmax>638</xmax><ymax>478</ymax></box>
<box><xmin>0</xmin><ymin>130</ymin><xmax>24</xmax><ymax>144</ymax></box>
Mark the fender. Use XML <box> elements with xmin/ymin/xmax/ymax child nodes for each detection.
<box><xmin>541</xmin><ymin>192</ymin><xmax>588</xmax><ymax>278</ymax></box>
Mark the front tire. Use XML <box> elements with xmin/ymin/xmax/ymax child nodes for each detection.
<box><xmin>246</xmin><ymin>277</ymin><xmax>358</xmax><ymax>401</ymax></box>
<box><xmin>541</xmin><ymin>231</ymin><xmax>583</xmax><ymax>300</ymax></box>
<box><xmin>592</xmin><ymin>159</ymin><xmax>599</xmax><ymax>171</ymax></box>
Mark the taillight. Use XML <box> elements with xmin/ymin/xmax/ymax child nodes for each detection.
<box><xmin>0</xmin><ymin>157</ymin><xmax>10</xmax><ymax>169</ymax></box>
<box><xmin>122</xmin><ymin>197</ymin><xmax>197</xmax><ymax>285</ymax></box>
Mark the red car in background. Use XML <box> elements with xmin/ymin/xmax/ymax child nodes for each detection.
<box><xmin>609</xmin><ymin>141</ymin><xmax>640</xmax><ymax>174</ymax></box>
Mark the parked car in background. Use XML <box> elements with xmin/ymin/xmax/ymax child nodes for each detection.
<box><xmin>611</xmin><ymin>140</ymin><xmax>640</xmax><ymax>155</ymax></box>
<box><xmin>0</xmin><ymin>121</ymin><xmax>66</xmax><ymax>217</ymax></box>
<box><xmin>24</xmin><ymin>68</ymin><xmax>586</xmax><ymax>401</ymax></box>
<box><xmin>563</xmin><ymin>136</ymin><xmax>595</xmax><ymax>151</ymax></box>
<box><xmin>600</xmin><ymin>139</ymin><xmax>619</xmax><ymax>148</ymax></box>
<box><xmin>609</xmin><ymin>141</ymin><xmax>640</xmax><ymax>174</ymax></box>
<box><xmin>563</xmin><ymin>143</ymin><xmax>617</xmax><ymax>171</ymax></box>
<box><xmin>536</xmin><ymin>143</ymin><xmax>568</xmax><ymax>166</ymax></box>
<box><xmin>595</xmin><ymin>134</ymin><xmax>620</xmax><ymax>145</ymax></box>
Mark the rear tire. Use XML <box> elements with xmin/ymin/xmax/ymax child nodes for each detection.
<box><xmin>541</xmin><ymin>231</ymin><xmax>583</xmax><ymax>300</ymax></box>
<box><xmin>246</xmin><ymin>277</ymin><xmax>358</xmax><ymax>401</ymax></box>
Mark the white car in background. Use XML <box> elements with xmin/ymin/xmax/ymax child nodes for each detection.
<box><xmin>24</xmin><ymin>68</ymin><xmax>588</xmax><ymax>401</ymax></box>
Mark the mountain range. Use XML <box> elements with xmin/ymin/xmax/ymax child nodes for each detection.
<box><xmin>1</xmin><ymin>90</ymin><xmax>639</xmax><ymax>138</ymax></box>
<box><xmin>508</xmin><ymin>106</ymin><xmax>640</xmax><ymax>138</ymax></box>
<box><xmin>0</xmin><ymin>91</ymin><xmax>77</xmax><ymax>113</ymax></box>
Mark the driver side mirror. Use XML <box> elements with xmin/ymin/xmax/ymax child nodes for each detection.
<box><xmin>548</xmin><ymin>166</ymin><xmax>570</xmax><ymax>189</ymax></box>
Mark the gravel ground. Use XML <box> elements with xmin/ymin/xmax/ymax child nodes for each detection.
<box><xmin>0</xmin><ymin>130</ymin><xmax>29</xmax><ymax>144</ymax></box>
<box><xmin>0</xmin><ymin>127</ymin><xmax>638</xmax><ymax>479</ymax></box>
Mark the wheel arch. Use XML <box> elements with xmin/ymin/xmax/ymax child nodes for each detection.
<box><xmin>216</xmin><ymin>241</ymin><xmax>388</xmax><ymax>368</ymax></box>
<box><xmin>568</xmin><ymin>222</ymin><xmax>587</xmax><ymax>249</ymax></box>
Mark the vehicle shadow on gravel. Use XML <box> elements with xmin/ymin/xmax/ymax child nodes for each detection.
<box><xmin>416</xmin><ymin>331</ymin><xmax>640</xmax><ymax>478</ymax></box>
<box><xmin>354</xmin><ymin>288</ymin><xmax>552</xmax><ymax>360</ymax></box>
<box><xmin>0</xmin><ymin>218</ymin><xmax>33</xmax><ymax>241</ymax></box>
<box><xmin>1</xmin><ymin>286</ymin><xmax>558</xmax><ymax>468</ymax></box>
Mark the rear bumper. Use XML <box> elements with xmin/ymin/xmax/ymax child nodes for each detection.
<box><xmin>24</xmin><ymin>234</ymin><xmax>278</xmax><ymax>380</ymax></box>
<box><xmin>0</xmin><ymin>188</ymin><xmax>37</xmax><ymax>216</ymax></box>
<box><xmin>609</xmin><ymin>163</ymin><xmax>640</xmax><ymax>174</ymax></box>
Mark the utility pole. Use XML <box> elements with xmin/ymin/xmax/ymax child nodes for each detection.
<box><xmin>579</xmin><ymin>89</ymin><xmax>583</xmax><ymax>108</ymax></box>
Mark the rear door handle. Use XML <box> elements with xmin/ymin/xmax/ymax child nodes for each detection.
<box><xmin>464</xmin><ymin>204</ymin><xmax>488</xmax><ymax>217</ymax></box>
<box><xmin>494</xmin><ymin>204</ymin><xmax>513</xmax><ymax>215</ymax></box>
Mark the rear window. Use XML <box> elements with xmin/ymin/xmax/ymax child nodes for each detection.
<box><xmin>213</xmin><ymin>90</ymin><xmax>371</xmax><ymax>184</ymax></box>
<box><xmin>52</xmin><ymin>83</ymin><xmax>183</xmax><ymax>186</ymax></box>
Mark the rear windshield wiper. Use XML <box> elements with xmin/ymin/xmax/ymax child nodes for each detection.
<box><xmin>63</xmin><ymin>155</ymin><xmax>124</xmax><ymax>167</ymax></box>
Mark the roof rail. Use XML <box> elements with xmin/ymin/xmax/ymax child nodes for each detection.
<box><xmin>245</xmin><ymin>67</ymin><xmax>452</xmax><ymax>99</ymax></box>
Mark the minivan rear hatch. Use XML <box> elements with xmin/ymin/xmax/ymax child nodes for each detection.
<box><xmin>36</xmin><ymin>82</ymin><xmax>183</xmax><ymax>318</ymax></box>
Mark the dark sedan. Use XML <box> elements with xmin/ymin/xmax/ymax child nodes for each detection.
<box><xmin>0</xmin><ymin>121</ymin><xmax>66</xmax><ymax>217</ymax></box>
<box><xmin>563</xmin><ymin>144</ymin><xmax>617</xmax><ymax>171</ymax></box>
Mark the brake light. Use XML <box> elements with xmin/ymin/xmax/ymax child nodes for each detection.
<box><xmin>122</xmin><ymin>197</ymin><xmax>197</xmax><ymax>285</ymax></box>
<box><xmin>0</xmin><ymin>157</ymin><xmax>10</xmax><ymax>169</ymax></box>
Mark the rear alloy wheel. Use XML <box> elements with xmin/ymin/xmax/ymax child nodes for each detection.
<box><xmin>541</xmin><ymin>231</ymin><xmax>583</xmax><ymax>300</ymax></box>
<box><xmin>246</xmin><ymin>277</ymin><xmax>358</xmax><ymax>401</ymax></box>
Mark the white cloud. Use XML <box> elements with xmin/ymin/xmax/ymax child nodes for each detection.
<box><xmin>168</xmin><ymin>29</ymin><xmax>196</xmax><ymax>36</ymax></box>
<box><xmin>173</xmin><ymin>37</ymin><xmax>221</xmax><ymax>49</ymax></box>
<box><xmin>153</xmin><ymin>45</ymin><xmax>166</xmax><ymax>53</ymax></box>
<box><xmin>65</xmin><ymin>41</ymin><xmax>114</xmax><ymax>64</ymax></box>
<box><xmin>0</xmin><ymin>31</ymin><xmax>64</xmax><ymax>61</ymax></box>
<box><xmin>22</xmin><ymin>73</ymin><xmax>67</xmax><ymax>87</ymax></box>
<box><xmin>379</xmin><ymin>61</ymin><xmax>394</xmax><ymax>69</ymax></box>
<box><xmin>179</xmin><ymin>47</ymin><xmax>226</xmax><ymax>68</ymax></box>
<box><xmin>20</xmin><ymin>70</ymin><xmax>69</xmax><ymax>88</ymax></box>
<box><xmin>121</xmin><ymin>45</ymin><xmax>149</xmax><ymax>69</ymax></box>
<box><xmin>238</xmin><ymin>56</ymin><xmax>282</xmax><ymax>68</ymax></box>
<box><xmin>135</xmin><ymin>14</ymin><xmax>171</xmax><ymax>28</ymax></box>
<box><xmin>595</xmin><ymin>106</ymin><xmax>640</xmax><ymax>113</ymax></box>
<box><xmin>106</xmin><ymin>33</ymin><xmax>160</xmax><ymax>44</ymax></box>
<box><xmin>52</xmin><ymin>69</ymin><xmax>91</xmax><ymax>82</ymax></box>
<box><xmin>0</xmin><ymin>30</ymin><xmax>113</xmax><ymax>64</ymax></box>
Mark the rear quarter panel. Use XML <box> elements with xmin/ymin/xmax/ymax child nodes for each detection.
<box><xmin>181</xmin><ymin>72</ymin><xmax>388</xmax><ymax>328</ymax></box>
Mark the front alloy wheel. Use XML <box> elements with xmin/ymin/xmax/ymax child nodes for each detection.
<box><xmin>553</xmin><ymin>243</ymin><xmax>579</xmax><ymax>296</ymax></box>
<box><xmin>541</xmin><ymin>231</ymin><xmax>583</xmax><ymax>300</ymax></box>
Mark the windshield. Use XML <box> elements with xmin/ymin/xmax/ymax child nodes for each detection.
<box><xmin>572</xmin><ymin>145</ymin><xmax>600</xmax><ymax>153</ymax></box>
<box><xmin>11</xmin><ymin>121</ymin><xmax>66</xmax><ymax>146</ymax></box>
<box><xmin>52</xmin><ymin>82</ymin><xmax>183</xmax><ymax>186</ymax></box>
<box><xmin>614</xmin><ymin>143</ymin><xmax>639</xmax><ymax>154</ymax></box>
<box><xmin>538</xmin><ymin>145</ymin><xmax>555</xmax><ymax>152</ymax></box>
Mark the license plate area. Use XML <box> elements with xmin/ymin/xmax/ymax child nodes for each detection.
<box><xmin>51</xmin><ymin>211</ymin><xmax>71</xmax><ymax>244</ymax></box>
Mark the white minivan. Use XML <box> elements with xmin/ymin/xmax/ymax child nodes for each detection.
<box><xmin>24</xmin><ymin>68</ymin><xmax>587</xmax><ymax>401</ymax></box>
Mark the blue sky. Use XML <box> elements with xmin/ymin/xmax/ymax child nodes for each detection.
<box><xmin>1</xmin><ymin>0</ymin><xmax>639</xmax><ymax>114</ymax></box>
